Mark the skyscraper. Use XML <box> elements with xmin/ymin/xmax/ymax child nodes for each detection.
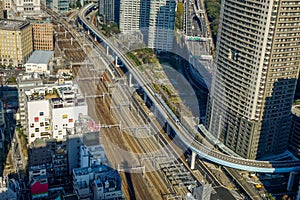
<box><xmin>98</xmin><ymin>0</ymin><xmax>115</xmax><ymax>23</ymax></box>
<box><xmin>147</xmin><ymin>0</ymin><xmax>175</xmax><ymax>51</ymax></box>
<box><xmin>205</xmin><ymin>0</ymin><xmax>300</xmax><ymax>159</ymax></box>
<box><xmin>119</xmin><ymin>0</ymin><xmax>175</xmax><ymax>51</ymax></box>
<box><xmin>119</xmin><ymin>0</ymin><xmax>141</xmax><ymax>32</ymax></box>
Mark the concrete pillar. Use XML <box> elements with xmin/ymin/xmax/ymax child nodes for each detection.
<box><xmin>287</xmin><ymin>172</ymin><xmax>296</xmax><ymax>191</ymax></box>
<box><xmin>166</xmin><ymin>123</ymin><xmax>171</xmax><ymax>135</ymax></box>
<box><xmin>115</xmin><ymin>56</ymin><xmax>118</xmax><ymax>66</ymax></box>
<box><xmin>71</xmin><ymin>38</ymin><xmax>73</xmax><ymax>45</ymax></box>
<box><xmin>143</xmin><ymin>93</ymin><xmax>147</xmax><ymax>103</ymax></box>
<box><xmin>65</xmin><ymin>30</ymin><xmax>67</xmax><ymax>38</ymax></box>
<box><xmin>129</xmin><ymin>74</ymin><xmax>132</xmax><ymax>88</ymax></box>
<box><xmin>87</xmin><ymin>29</ymin><xmax>90</xmax><ymax>35</ymax></box>
<box><xmin>95</xmin><ymin>36</ymin><xmax>97</xmax><ymax>41</ymax></box>
<box><xmin>191</xmin><ymin>151</ymin><xmax>196</xmax><ymax>170</ymax></box>
<box><xmin>154</xmin><ymin>107</ymin><xmax>158</xmax><ymax>119</ymax></box>
<box><xmin>106</xmin><ymin>46</ymin><xmax>109</xmax><ymax>55</ymax></box>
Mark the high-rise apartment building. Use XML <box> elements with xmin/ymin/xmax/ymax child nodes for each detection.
<box><xmin>119</xmin><ymin>0</ymin><xmax>175</xmax><ymax>51</ymax></box>
<box><xmin>119</xmin><ymin>0</ymin><xmax>141</xmax><ymax>32</ymax></box>
<box><xmin>98</xmin><ymin>0</ymin><xmax>115</xmax><ymax>23</ymax></box>
<box><xmin>0</xmin><ymin>19</ymin><xmax>33</xmax><ymax>67</ymax></box>
<box><xmin>205</xmin><ymin>0</ymin><xmax>300</xmax><ymax>159</ymax></box>
<box><xmin>147</xmin><ymin>0</ymin><xmax>175</xmax><ymax>51</ymax></box>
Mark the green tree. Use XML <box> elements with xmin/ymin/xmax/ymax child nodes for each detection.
<box><xmin>205</xmin><ymin>0</ymin><xmax>221</xmax><ymax>44</ymax></box>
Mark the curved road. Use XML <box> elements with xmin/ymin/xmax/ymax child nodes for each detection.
<box><xmin>78</xmin><ymin>3</ymin><xmax>300</xmax><ymax>173</ymax></box>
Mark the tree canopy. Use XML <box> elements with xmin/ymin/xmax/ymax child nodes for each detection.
<box><xmin>205</xmin><ymin>0</ymin><xmax>221</xmax><ymax>44</ymax></box>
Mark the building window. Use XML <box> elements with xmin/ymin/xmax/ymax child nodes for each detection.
<box><xmin>30</xmin><ymin>123</ymin><xmax>34</xmax><ymax>128</ymax></box>
<box><xmin>40</xmin><ymin>122</ymin><xmax>44</xmax><ymax>127</ymax></box>
<box><xmin>40</xmin><ymin>112</ymin><xmax>44</xmax><ymax>116</ymax></box>
<box><xmin>34</xmin><ymin>117</ymin><xmax>39</xmax><ymax>122</ymax></box>
<box><xmin>35</xmin><ymin>128</ymin><xmax>39</xmax><ymax>132</ymax></box>
<box><xmin>62</xmin><ymin>114</ymin><xmax>68</xmax><ymax>119</ymax></box>
<box><xmin>69</xmin><ymin>118</ymin><xmax>73</xmax><ymax>123</ymax></box>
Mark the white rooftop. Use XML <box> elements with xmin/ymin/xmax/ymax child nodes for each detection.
<box><xmin>26</xmin><ymin>51</ymin><xmax>54</xmax><ymax>64</ymax></box>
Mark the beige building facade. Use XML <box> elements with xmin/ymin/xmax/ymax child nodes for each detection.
<box><xmin>0</xmin><ymin>19</ymin><xmax>33</xmax><ymax>67</ymax></box>
<box><xmin>205</xmin><ymin>0</ymin><xmax>300</xmax><ymax>159</ymax></box>
<box><xmin>32</xmin><ymin>21</ymin><xmax>54</xmax><ymax>51</ymax></box>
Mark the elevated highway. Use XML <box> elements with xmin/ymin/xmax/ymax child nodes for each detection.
<box><xmin>78</xmin><ymin>3</ymin><xmax>300</xmax><ymax>173</ymax></box>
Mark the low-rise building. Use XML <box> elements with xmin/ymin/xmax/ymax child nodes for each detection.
<box><xmin>28</xmin><ymin>165</ymin><xmax>49</xmax><ymax>199</ymax></box>
<box><xmin>25</xmin><ymin>50</ymin><xmax>54</xmax><ymax>74</ymax></box>
<box><xmin>73</xmin><ymin>165</ymin><xmax>122</xmax><ymax>200</ymax></box>
<box><xmin>28</xmin><ymin>139</ymin><xmax>68</xmax><ymax>186</ymax></box>
<box><xmin>30</xmin><ymin>175</ymin><xmax>49</xmax><ymax>199</ymax></box>
<box><xmin>92</xmin><ymin>172</ymin><xmax>123</xmax><ymax>200</ymax></box>
<box><xmin>67</xmin><ymin>115</ymin><xmax>106</xmax><ymax>174</ymax></box>
<box><xmin>0</xmin><ymin>177</ymin><xmax>18</xmax><ymax>200</ymax></box>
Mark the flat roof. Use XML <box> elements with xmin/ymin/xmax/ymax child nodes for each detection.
<box><xmin>26</xmin><ymin>51</ymin><xmax>54</xmax><ymax>65</ymax></box>
<box><xmin>0</xmin><ymin>19</ymin><xmax>30</xmax><ymax>30</ymax></box>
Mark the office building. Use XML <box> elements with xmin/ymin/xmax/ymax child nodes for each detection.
<box><xmin>0</xmin><ymin>19</ymin><xmax>33</xmax><ymax>67</ymax></box>
<box><xmin>25</xmin><ymin>50</ymin><xmax>54</xmax><ymax>74</ymax></box>
<box><xmin>98</xmin><ymin>0</ymin><xmax>115</xmax><ymax>23</ymax></box>
<box><xmin>290</xmin><ymin>105</ymin><xmax>300</xmax><ymax>156</ymax></box>
<box><xmin>52</xmin><ymin>0</ymin><xmax>69</xmax><ymax>13</ymax></box>
<box><xmin>147</xmin><ymin>0</ymin><xmax>175</xmax><ymax>51</ymax></box>
<box><xmin>205</xmin><ymin>0</ymin><xmax>300</xmax><ymax>159</ymax></box>
<box><xmin>15</xmin><ymin>0</ymin><xmax>41</xmax><ymax>16</ymax></box>
<box><xmin>31</xmin><ymin>19</ymin><xmax>54</xmax><ymax>51</ymax></box>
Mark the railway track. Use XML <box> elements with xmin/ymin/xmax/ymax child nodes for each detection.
<box><xmin>50</xmin><ymin>6</ymin><xmax>195</xmax><ymax>198</ymax></box>
<box><xmin>74</xmin><ymin>62</ymin><xmax>171</xmax><ymax>199</ymax></box>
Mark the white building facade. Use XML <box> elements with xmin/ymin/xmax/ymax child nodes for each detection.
<box><xmin>15</xmin><ymin>0</ymin><xmax>41</xmax><ymax>15</ymax></box>
<box><xmin>25</xmin><ymin>51</ymin><xmax>53</xmax><ymax>74</ymax></box>
<box><xmin>22</xmin><ymin>81</ymin><xmax>88</xmax><ymax>144</ymax></box>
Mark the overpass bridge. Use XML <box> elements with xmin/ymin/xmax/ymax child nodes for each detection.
<box><xmin>78</xmin><ymin>3</ymin><xmax>300</xmax><ymax>173</ymax></box>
